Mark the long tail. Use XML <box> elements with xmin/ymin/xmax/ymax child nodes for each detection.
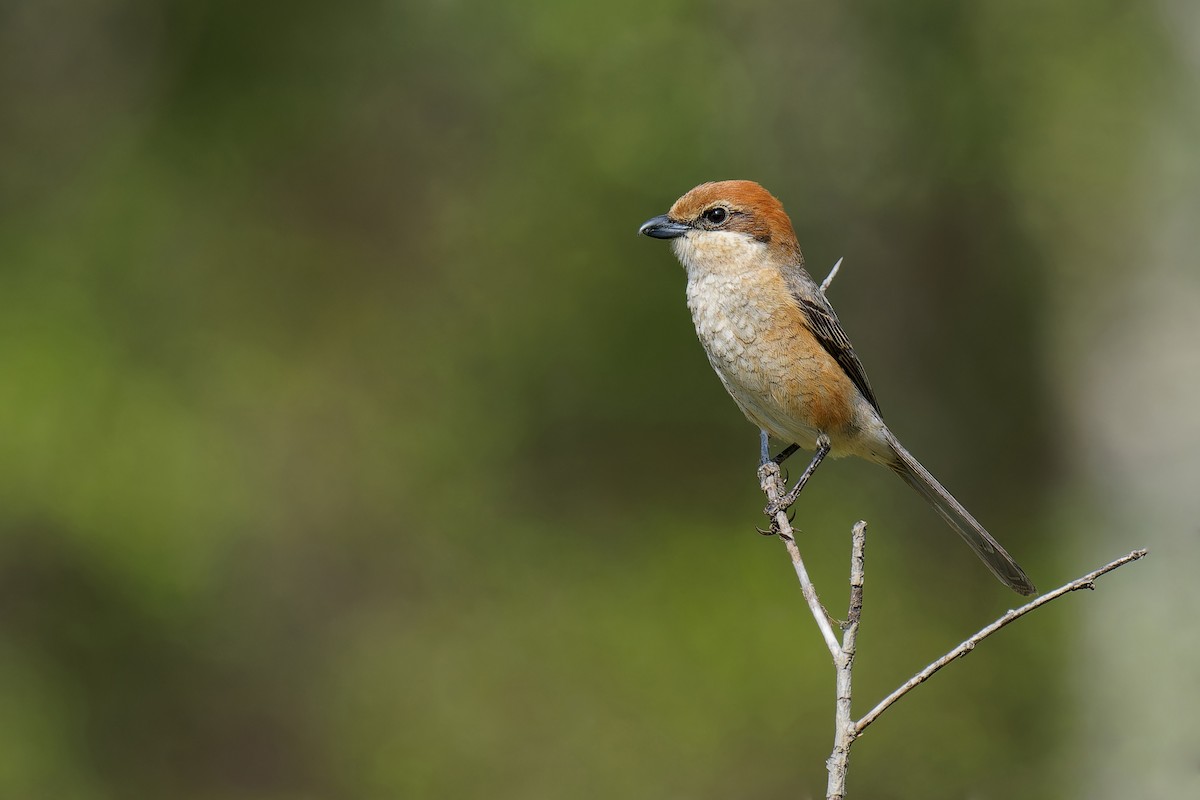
<box><xmin>886</xmin><ymin>434</ymin><xmax>1036</xmax><ymax>595</ymax></box>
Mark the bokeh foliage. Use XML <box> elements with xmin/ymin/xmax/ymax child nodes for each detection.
<box><xmin>0</xmin><ymin>1</ymin><xmax>1180</xmax><ymax>798</ymax></box>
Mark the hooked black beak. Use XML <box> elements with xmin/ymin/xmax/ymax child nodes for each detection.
<box><xmin>638</xmin><ymin>214</ymin><xmax>690</xmax><ymax>240</ymax></box>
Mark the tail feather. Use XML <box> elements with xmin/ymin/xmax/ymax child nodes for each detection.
<box><xmin>886</xmin><ymin>435</ymin><xmax>1036</xmax><ymax>595</ymax></box>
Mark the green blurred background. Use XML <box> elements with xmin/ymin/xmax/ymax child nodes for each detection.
<box><xmin>2</xmin><ymin>1</ymin><xmax>1198</xmax><ymax>798</ymax></box>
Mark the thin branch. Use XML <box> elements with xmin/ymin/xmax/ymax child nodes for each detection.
<box><xmin>854</xmin><ymin>548</ymin><xmax>1149</xmax><ymax>736</ymax></box>
<box><xmin>845</xmin><ymin>521</ymin><xmax>866</xmax><ymax>629</ymax></box>
<box><xmin>821</xmin><ymin>257</ymin><xmax>844</xmax><ymax>293</ymax></box>
<box><xmin>826</xmin><ymin>521</ymin><xmax>867</xmax><ymax>800</ymax></box>
<box><xmin>757</xmin><ymin>461</ymin><xmax>841</xmax><ymax>658</ymax></box>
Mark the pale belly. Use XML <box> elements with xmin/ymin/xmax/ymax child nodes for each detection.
<box><xmin>685</xmin><ymin>273</ymin><xmax>891</xmax><ymax>462</ymax></box>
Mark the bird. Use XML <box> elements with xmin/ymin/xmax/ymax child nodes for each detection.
<box><xmin>638</xmin><ymin>179</ymin><xmax>1035</xmax><ymax>595</ymax></box>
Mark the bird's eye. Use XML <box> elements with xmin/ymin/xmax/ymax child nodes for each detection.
<box><xmin>702</xmin><ymin>207</ymin><xmax>728</xmax><ymax>225</ymax></box>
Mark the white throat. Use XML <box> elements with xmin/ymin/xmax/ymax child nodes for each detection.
<box><xmin>670</xmin><ymin>231</ymin><xmax>768</xmax><ymax>280</ymax></box>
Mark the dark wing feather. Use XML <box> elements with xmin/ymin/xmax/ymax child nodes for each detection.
<box><xmin>784</xmin><ymin>269</ymin><xmax>882</xmax><ymax>415</ymax></box>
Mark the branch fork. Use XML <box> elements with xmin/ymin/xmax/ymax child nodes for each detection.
<box><xmin>756</xmin><ymin>456</ymin><xmax>1147</xmax><ymax>799</ymax></box>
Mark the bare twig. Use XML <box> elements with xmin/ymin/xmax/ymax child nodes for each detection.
<box><xmin>755</xmin><ymin>455</ymin><xmax>1147</xmax><ymax>799</ymax></box>
<box><xmin>821</xmin><ymin>257</ymin><xmax>844</xmax><ymax>293</ymax></box>
<box><xmin>854</xmin><ymin>548</ymin><xmax>1149</xmax><ymax>736</ymax></box>
<box><xmin>826</xmin><ymin>521</ymin><xmax>866</xmax><ymax>800</ymax></box>
<box><xmin>757</xmin><ymin>460</ymin><xmax>841</xmax><ymax>657</ymax></box>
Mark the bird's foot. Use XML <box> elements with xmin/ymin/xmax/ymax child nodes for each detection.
<box><xmin>758</xmin><ymin>506</ymin><xmax>796</xmax><ymax>534</ymax></box>
<box><xmin>777</xmin><ymin>435</ymin><xmax>832</xmax><ymax>508</ymax></box>
<box><xmin>756</xmin><ymin>516</ymin><xmax>795</xmax><ymax>541</ymax></box>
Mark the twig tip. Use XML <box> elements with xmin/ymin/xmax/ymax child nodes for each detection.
<box><xmin>820</xmin><ymin>257</ymin><xmax>844</xmax><ymax>292</ymax></box>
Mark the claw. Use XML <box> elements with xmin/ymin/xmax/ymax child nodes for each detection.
<box><xmin>763</xmin><ymin>497</ymin><xmax>798</xmax><ymax>520</ymax></box>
